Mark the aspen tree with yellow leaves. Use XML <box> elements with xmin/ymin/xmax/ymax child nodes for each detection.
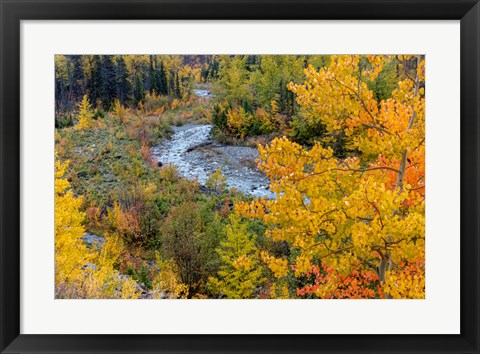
<box><xmin>236</xmin><ymin>55</ymin><xmax>425</xmax><ymax>299</ymax></box>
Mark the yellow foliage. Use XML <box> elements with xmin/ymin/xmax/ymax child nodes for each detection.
<box><xmin>238</xmin><ymin>55</ymin><xmax>425</xmax><ymax>299</ymax></box>
<box><xmin>208</xmin><ymin>214</ymin><xmax>266</xmax><ymax>298</ymax></box>
<box><xmin>384</xmin><ymin>265</ymin><xmax>425</xmax><ymax>299</ymax></box>
<box><xmin>261</xmin><ymin>251</ymin><xmax>289</xmax><ymax>278</ymax></box>
<box><xmin>153</xmin><ymin>257</ymin><xmax>189</xmax><ymax>299</ymax></box>
<box><xmin>120</xmin><ymin>277</ymin><xmax>141</xmax><ymax>299</ymax></box>
<box><xmin>75</xmin><ymin>95</ymin><xmax>95</xmax><ymax>130</ymax></box>
<box><xmin>171</xmin><ymin>98</ymin><xmax>180</xmax><ymax>110</ymax></box>
<box><xmin>206</xmin><ymin>167</ymin><xmax>227</xmax><ymax>192</ymax></box>
<box><xmin>269</xmin><ymin>281</ymin><xmax>290</xmax><ymax>299</ymax></box>
<box><xmin>111</xmin><ymin>99</ymin><xmax>127</xmax><ymax>123</ymax></box>
<box><xmin>226</xmin><ymin>107</ymin><xmax>253</xmax><ymax>139</ymax></box>
<box><xmin>107</xmin><ymin>202</ymin><xmax>141</xmax><ymax>241</ymax></box>
<box><xmin>83</xmin><ymin>234</ymin><xmax>140</xmax><ymax>299</ymax></box>
<box><xmin>55</xmin><ymin>154</ymin><xmax>140</xmax><ymax>299</ymax></box>
<box><xmin>55</xmin><ymin>156</ymin><xmax>90</xmax><ymax>289</ymax></box>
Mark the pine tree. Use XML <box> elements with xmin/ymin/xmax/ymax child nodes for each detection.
<box><xmin>101</xmin><ymin>55</ymin><xmax>117</xmax><ymax>108</ymax></box>
<box><xmin>115</xmin><ymin>56</ymin><xmax>132</xmax><ymax>105</ymax></box>
<box><xmin>157</xmin><ymin>61</ymin><xmax>168</xmax><ymax>95</ymax></box>
<box><xmin>175</xmin><ymin>73</ymin><xmax>181</xmax><ymax>98</ymax></box>
<box><xmin>149</xmin><ymin>55</ymin><xmax>157</xmax><ymax>94</ymax></box>
<box><xmin>134</xmin><ymin>75</ymin><xmax>145</xmax><ymax>105</ymax></box>
<box><xmin>89</xmin><ymin>55</ymin><xmax>104</xmax><ymax>105</ymax></box>
<box><xmin>168</xmin><ymin>69</ymin><xmax>176</xmax><ymax>96</ymax></box>
<box><xmin>70</xmin><ymin>55</ymin><xmax>85</xmax><ymax>102</ymax></box>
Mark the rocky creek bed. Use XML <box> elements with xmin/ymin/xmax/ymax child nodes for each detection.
<box><xmin>150</xmin><ymin>123</ymin><xmax>275</xmax><ymax>199</ymax></box>
<box><xmin>150</xmin><ymin>87</ymin><xmax>275</xmax><ymax>199</ymax></box>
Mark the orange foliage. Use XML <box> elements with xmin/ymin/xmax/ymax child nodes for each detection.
<box><xmin>296</xmin><ymin>264</ymin><xmax>383</xmax><ymax>299</ymax></box>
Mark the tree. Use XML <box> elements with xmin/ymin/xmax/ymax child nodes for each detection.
<box><xmin>55</xmin><ymin>154</ymin><xmax>141</xmax><ymax>299</ymax></box>
<box><xmin>175</xmin><ymin>73</ymin><xmax>181</xmax><ymax>98</ymax></box>
<box><xmin>216</xmin><ymin>55</ymin><xmax>254</xmax><ymax>107</ymax></box>
<box><xmin>208</xmin><ymin>214</ymin><xmax>266</xmax><ymax>298</ymax></box>
<box><xmin>149</xmin><ymin>55</ymin><xmax>157</xmax><ymax>94</ymax></box>
<box><xmin>55</xmin><ymin>155</ymin><xmax>90</xmax><ymax>296</ymax></box>
<box><xmin>70</xmin><ymin>55</ymin><xmax>85</xmax><ymax>102</ymax></box>
<box><xmin>115</xmin><ymin>56</ymin><xmax>132</xmax><ymax>104</ymax></box>
<box><xmin>75</xmin><ymin>94</ymin><xmax>95</xmax><ymax>130</ymax></box>
<box><xmin>206</xmin><ymin>167</ymin><xmax>227</xmax><ymax>192</ymax></box>
<box><xmin>161</xmin><ymin>202</ymin><xmax>223</xmax><ymax>295</ymax></box>
<box><xmin>101</xmin><ymin>55</ymin><xmax>117</xmax><ymax>108</ymax></box>
<box><xmin>237</xmin><ymin>55</ymin><xmax>425</xmax><ymax>299</ymax></box>
<box><xmin>156</xmin><ymin>60</ymin><xmax>168</xmax><ymax>95</ymax></box>
<box><xmin>133</xmin><ymin>75</ymin><xmax>145</xmax><ymax>106</ymax></box>
<box><xmin>89</xmin><ymin>55</ymin><xmax>104</xmax><ymax>105</ymax></box>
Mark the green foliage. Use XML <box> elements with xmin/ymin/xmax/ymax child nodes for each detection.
<box><xmin>93</xmin><ymin>107</ymin><xmax>106</xmax><ymax>120</ymax></box>
<box><xmin>160</xmin><ymin>202</ymin><xmax>226</xmax><ymax>295</ymax></box>
<box><xmin>55</xmin><ymin>55</ymin><xmax>198</xmax><ymax>117</ymax></box>
<box><xmin>134</xmin><ymin>75</ymin><xmax>145</xmax><ymax>106</ymax></box>
<box><xmin>211</xmin><ymin>103</ymin><xmax>228</xmax><ymax>130</ymax></box>
<box><xmin>289</xmin><ymin>114</ymin><xmax>326</xmax><ymax>146</ymax></box>
<box><xmin>368</xmin><ymin>57</ymin><xmax>399</xmax><ymax>101</ymax></box>
<box><xmin>206</xmin><ymin>167</ymin><xmax>227</xmax><ymax>192</ymax></box>
<box><xmin>142</xmin><ymin>93</ymin><xmax>169</xmax><ymax>114</ymax></box>
<box><xmin>55</xmin><ymin>111</ymin><xmax>75</xmax><ymax>128</ymax></box>
<box><xmin>139</xmin><ymin>265</ymin><xmax>152</xmax><ymax>289</ymax></box>
<box><xmin>208</xmin><ymin>214</ymin><xmax>266</xmax><ymax>298</ymax></box>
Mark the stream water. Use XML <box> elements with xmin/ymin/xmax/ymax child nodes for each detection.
<box><xmin>150</xmin><ymin>89</ymin><xmax>275</xmax><ymax>199</ymax></box>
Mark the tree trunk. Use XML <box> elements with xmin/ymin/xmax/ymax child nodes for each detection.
<box><xmin>380</xmin><ymin>55</ymin><xmax>421</xmax><ymax>299</ymax></box>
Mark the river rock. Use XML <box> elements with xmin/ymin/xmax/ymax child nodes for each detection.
<box><xmin>81</xmin><ymin>233</ymin><xmax>106</xmax><ymax>249</ymax></box>
<box><xmin>150</xmin><ymin>124</ymin><xmax>276</xmax><ymax>199</ymax></box>
<box><xmin>81</xmin><ymin>262</ymin><xmax>97</xmax><ymax>271</ymax></box>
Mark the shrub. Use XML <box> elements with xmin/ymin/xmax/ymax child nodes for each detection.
<box><xmin>206</xmin><ymin>167</ymin><xmax>227</xmax><ymax>192</ymax></box>
<box><xmin>160</xmin><ymin>202</ymin><xmax>225</xmax><ymax>294</ymax></box>
<box><xmin>111</xmin><ymin>99</ymin><xmax>128</xmax><ymax>123</ymax></box>
<box><xmin>226</xmin><ymin>106</ymin><xmax>253</xmax><ymax>140</ymax></box>
<box><xmin>93</xmin><ymin>107</ymin><xmax>106</xmax><ymax>120</ymax></box>
<box><xmin>143</xmin><ymin>92</ymin><xmax>169</xmax><ymax>115</ymax></box>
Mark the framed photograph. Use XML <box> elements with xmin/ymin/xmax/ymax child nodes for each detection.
<box><xmin>1</xmin><ymin>0</ymin><xmax>479</xmax><ymax>353</ymax></box>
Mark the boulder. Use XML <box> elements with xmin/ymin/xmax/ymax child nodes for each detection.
<box><xmin>81</xmin><ymin>233</ymin><xmax>106</xmax><ymax>249</ymax></box>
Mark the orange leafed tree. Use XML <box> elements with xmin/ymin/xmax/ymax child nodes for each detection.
<box><xmin>236</xmin><ymin>55</ymin><xmax>425</xmax><ymax>299</ymax></box>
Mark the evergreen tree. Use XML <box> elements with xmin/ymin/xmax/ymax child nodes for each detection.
<box><xmin>115</xmin><ymin>56</ymin><xmax>131</xmax><ymax>105</ymax></box>
<box><xmin>157</xmin><ymin>61</ymin><xmax>168</xmax><ymax>95</ymax></box>
<box><xmin>88</xmin><ymin>56</ymin><xmax>104</xmax><ymax>105</ymax></box>
<box><xmin>175</xmin><ymin>73</ymin><xmax>181</xmax><ymax>98</ymax></box>
<box><xmin>101</xmin><ymin>55</ymin><xmax>117</xmax><ymax>108</ymax></box>
<box><xmin>134</xmin><ymin>75</ymin><xmax>145</xmax><ymax>106</ymax></box>
<box><xmin>70</xmin><ymin>55</ymin><xmax>85</xmax><ymax>102</ymax></box>
<box><xmin>149</xmin><ymin>55</ymin><xmax>157</xmax><ymax>94</ymax></box>
<box><xmin>168</xmin><ymin>69</ymin><xmax>176</xmax><ymax>96</ymax></box>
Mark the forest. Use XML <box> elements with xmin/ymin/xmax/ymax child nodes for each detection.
<box><xmin>55</xmin><ymin>54</ymin><xmax>425</xmax><ymax>299</ymax></box>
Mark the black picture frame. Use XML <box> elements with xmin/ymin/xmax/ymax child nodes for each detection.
<box><xmin>1</xmin><ymin>0</ymin><xmax>479</xmax><ymax>353</ymax></box>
